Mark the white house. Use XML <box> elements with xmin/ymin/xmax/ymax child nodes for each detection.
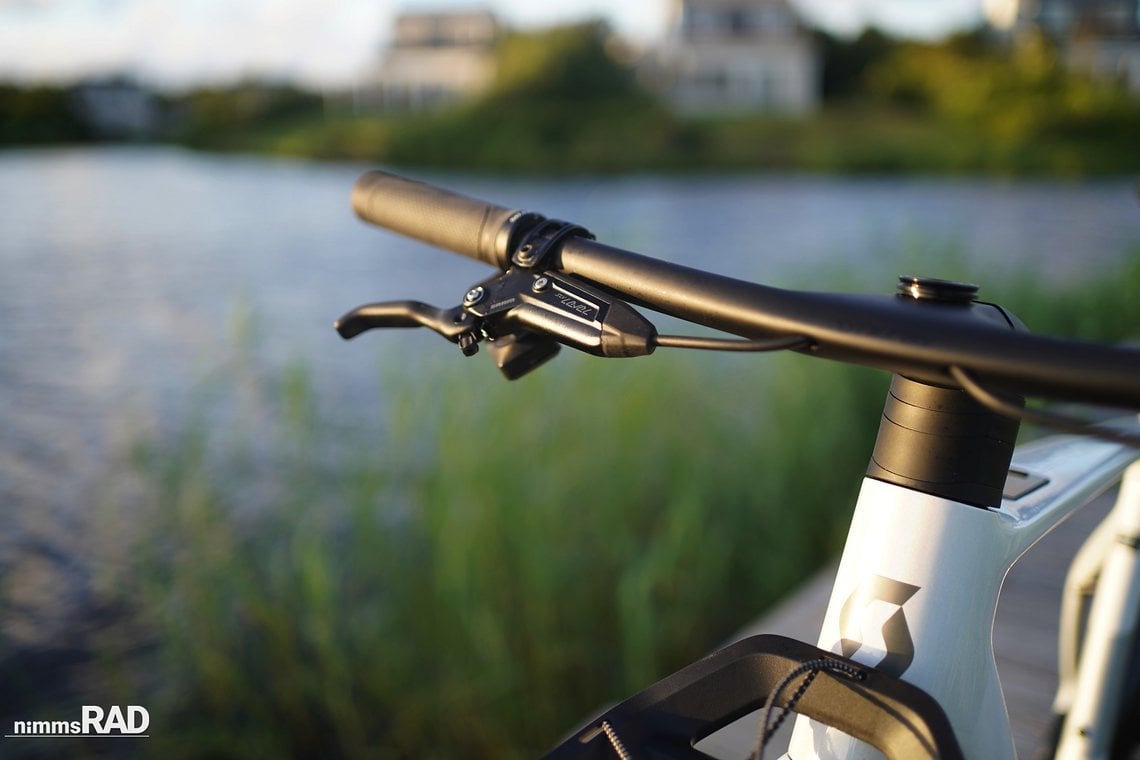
<box><xmin>655</xmin><ymin>0</ymin><xmax>820</xmax><ymax>114</ymax></box>
<box><xmin>367</xmin><ymin>9</ymin><xmax>499</xmax><ymax>111</ymax></box>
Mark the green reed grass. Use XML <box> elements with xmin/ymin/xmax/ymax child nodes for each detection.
<box><xmin>111</xmin><ymin>350</ymin><xmax>882</xmax><ymax>759</ymax></box>
<box><xmin>104</xmin><ymin>252</ymin><xmax>1140</xmax><ymax>758</ymax></box>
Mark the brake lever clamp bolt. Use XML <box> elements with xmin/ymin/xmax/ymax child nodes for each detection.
<box><xmin>532</xmin><ymin>276</ymin><xmax>550</xmax><ymax>292</ymax></box>
<box><xmin>463</xmin><ymin>286</ymin><xmax>485</xmax><ymax>307</ymax></box>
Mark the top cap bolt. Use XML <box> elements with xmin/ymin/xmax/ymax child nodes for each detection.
<box><xmin>898</xmin><ymin>276</ymin><xmax>978</xmax><ymax>303</ymax></box>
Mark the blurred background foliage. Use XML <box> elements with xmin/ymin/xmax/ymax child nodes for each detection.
<box><xmin>864</xmin><ymin>30</ymin><xmax>1140</xmax><ymax>165</ymax></box>
<box><xmin>5</xmin><ymin>21</ymin><xmax>1140</xmax><ymax>175</ymax></box>
<box><xmin>376</xmin><ymin>24</ymin><xmax>683</xmax><ymax>172</ymax></box>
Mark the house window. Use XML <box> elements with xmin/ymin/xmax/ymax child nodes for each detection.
<box><xmin>729</xmin><ymin>10</ymin><xmax>749</xmax><ymax>36</ymax></box>
<box><xmin>697</xmin><ymin>68</ymin><xmax>729</xmax><ymax>92</ymax></box>
<box><xmin>758</xmin><ymin>7</ymin><xmax>793</xmax><ymax>33</ymax></box>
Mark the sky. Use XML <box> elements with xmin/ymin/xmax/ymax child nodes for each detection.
<box><xmin>0</xmin><ymin>0</ymin><xmax>990</xmax><ymax>90</ymax></box>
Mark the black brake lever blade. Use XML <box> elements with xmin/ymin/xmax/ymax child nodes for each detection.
<box><xmin>334</xmin><ymin>301</ymin><xmax>473</xmax><ymax>341</ymax></box>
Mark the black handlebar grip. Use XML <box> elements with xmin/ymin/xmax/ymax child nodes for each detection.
<box><xmin>351</xmin><ymin>170</ymin><xmax>525</xmax><ymax>269</ymax></box>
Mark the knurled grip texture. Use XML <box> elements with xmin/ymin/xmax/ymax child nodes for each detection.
<box><xmin>352</xmin><ymin>170</ymin><xmax>521</xmax><ymax>269</ymax></box>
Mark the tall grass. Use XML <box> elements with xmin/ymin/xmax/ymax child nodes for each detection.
<box><xmin>102</xmin><ymin>253</ymin><xmax>1140</xmax><ymax>758</ymax></box>
<box><xmin>109</xmin><ymin>349</ymin><xmax>882</xmax><ymax>758</ymax></box>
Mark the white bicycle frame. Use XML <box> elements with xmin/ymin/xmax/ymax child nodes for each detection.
<box><xmin>777</xmin><ymin>419</ymin><xmax>1140</xmax><ymax>760</ymax></box>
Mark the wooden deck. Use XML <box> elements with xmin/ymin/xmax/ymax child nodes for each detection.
<box><xmin>731</xmin><ymin>486</ymin><xmax>1119</xmax><ymax>759</ymax></box>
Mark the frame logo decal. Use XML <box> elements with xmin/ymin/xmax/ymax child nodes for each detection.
<box><xmin>838</xmin><ymin>575</ymin><xmax>920</xmax><ymax>677</ymax></box>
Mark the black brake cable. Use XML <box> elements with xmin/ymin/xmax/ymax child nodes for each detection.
<box><xmin>652</xmin><ymin>335</ymin><xmax>1139</xmax><ymax>446</ymax></box>
<box><xmin>752</xmin><ymin>659</ymin><xmax>865</xmax><ymax>760</ymax></box>
<box><xmin>653</xmin><ymin>334</ymin><xmax>812</xmax><ymax>352</ymax></box>
<box><xmin>595</xmin><ymin>660</ymin><xmax>864</xmax><ymax>760</ymax></box>
<box><xmin>950</xmin><ymin>366</ymin><xmax>1140</xmax><ymax>448</ymax></box>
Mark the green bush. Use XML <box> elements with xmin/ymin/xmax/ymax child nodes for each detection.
<box><xmin>381</xmin><ymin>22</ymin><xmax>681</xmax><ymax>173</ymax></box>
<box><xmin>0</xmin><ymin>83</ymin><xmax>92</xmax><ymax>144</ymax></box>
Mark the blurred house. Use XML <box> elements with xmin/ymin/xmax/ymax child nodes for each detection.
<box><xmin>651</xmin><ymin>0</ymin><xmax>819</xmax><ymax>114</ymax></box>
<box><xmin>362</xmin><ymin>9</ymin><xmax>499</xmax><ymax>111</ymax></box>
<box><xmin>993</xmin><ymin>0</ymin><xmax>1140</xmax><ymax>93</ymax></box>
<box><xmin>69</xmin><ymin>79</ymin><xmax>162</xmax><ymax>139</ymax></box>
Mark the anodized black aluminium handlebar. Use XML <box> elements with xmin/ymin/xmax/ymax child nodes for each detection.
<box><xmin>351</xmin><ymin>170</ymin><xmax>1140</xmax><ymax>409</ymax></box>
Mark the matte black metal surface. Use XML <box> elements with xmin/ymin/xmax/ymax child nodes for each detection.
<box><xmin>555</xmin><ymin>238</ymin><xmax>1140</xmax><ymax>408</ymax></box>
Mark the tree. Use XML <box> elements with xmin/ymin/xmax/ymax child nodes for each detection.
<box><xmin>485</xmin><ymin>21</ymin><xmax>647</xmax><ymax>104</ymax></box>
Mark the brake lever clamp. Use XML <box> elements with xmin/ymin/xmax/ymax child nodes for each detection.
<box><xmin>510</xmin><ymin>218</ymin><xmax>594</xmax><ymax>269</ymax></box>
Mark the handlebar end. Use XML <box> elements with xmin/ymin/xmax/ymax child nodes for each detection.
<box><xmin>352</xmin><ymin>170</ymin><xmax>527</xmax><ymax>269</ymax></box>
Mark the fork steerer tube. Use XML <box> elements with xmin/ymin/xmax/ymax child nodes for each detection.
<box><xmin>867</xmin><ymin>376</ymin><xmax>1022</xmax><ymax>508</ymax></box>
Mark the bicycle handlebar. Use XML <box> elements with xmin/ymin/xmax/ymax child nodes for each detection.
<box><xmin>350</xmin><ymin>170</ymin><xmax>1140</xmax><ymax>409</ymax></box>
<box><xmin>352</xmin><ymin>170</ymin><xmax>522</xmax><ymax>268</ymax></box>
<box><xmin>556</xmin><ymin>238</ymin><xmax>1140</xmax><ymax>407</ymax></box>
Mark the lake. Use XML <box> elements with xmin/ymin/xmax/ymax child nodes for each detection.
<box><xmin>1</xmin><ymin>145</ymin><xmax>1138</xmax><ymax>640</ymax></box>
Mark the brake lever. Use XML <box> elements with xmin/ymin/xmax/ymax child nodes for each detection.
<box><xmin>335</xmin><ymin>269</ymin><xmax>659</xmax><ymax>379</ymax></box>
<box><xmin>334</xmin><ymin>301</ymin><xmax>481</xmax><ymax>354</ymax></box>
